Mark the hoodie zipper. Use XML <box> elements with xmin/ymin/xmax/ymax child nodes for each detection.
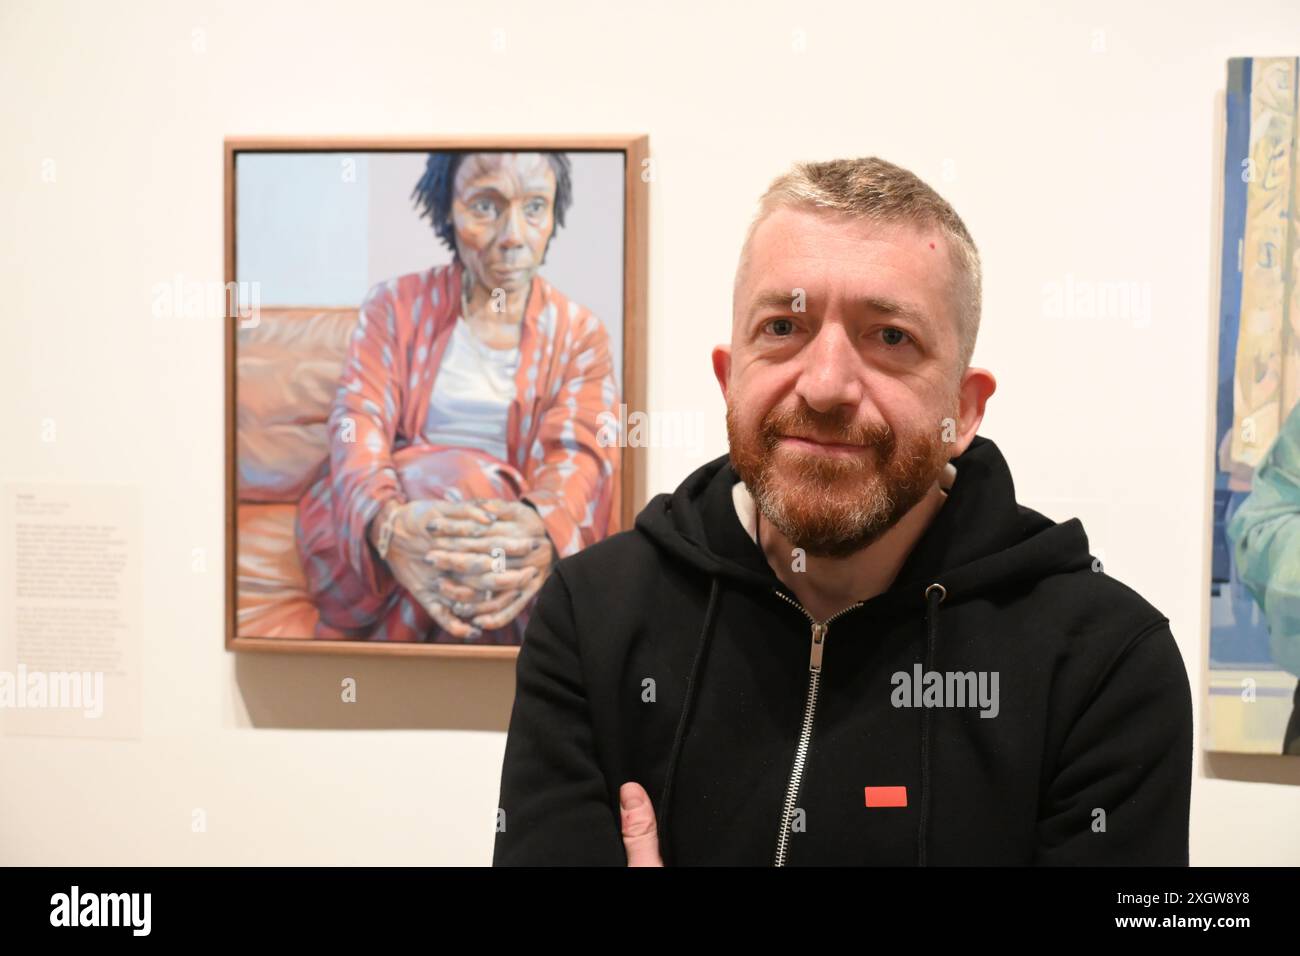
<box><xmin>771</xmin><ymin>588</ymin><xmax>864</xmax><ymax>867</ymax></box>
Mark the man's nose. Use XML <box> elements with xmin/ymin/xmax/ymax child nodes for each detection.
<box><xmin>794</xmin><ymin>323</ymin><xmax>864</xmax><ymax>413</ymax></box>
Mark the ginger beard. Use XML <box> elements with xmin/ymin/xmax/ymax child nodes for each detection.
<box><xmin>726</xmin><ymin>399</ymin><xmax>953</xmax><ymax>559</ymax></box>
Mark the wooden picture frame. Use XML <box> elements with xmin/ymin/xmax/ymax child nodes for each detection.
<box><xmin>224</xmin><ymin>136</ymin><xmax>649</xmax><ymax>657</ymax></box>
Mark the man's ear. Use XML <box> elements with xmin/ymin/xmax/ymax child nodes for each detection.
<box><xmin>948</xmin><ymin>366</ymin><xmax>997</xmax><ymax>457</ymax></box>
<box><xmin>711</xmin><ymin>345</ymin><xmax>731</xmax><ymax>401</ymax></box>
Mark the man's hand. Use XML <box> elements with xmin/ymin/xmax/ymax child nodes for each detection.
<box><xmin>620</xmin><ymin>782</ymin><xmax>664</xmax><ymax>867</ymax></box>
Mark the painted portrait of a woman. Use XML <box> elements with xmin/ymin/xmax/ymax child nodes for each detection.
<box><xmin>293</xmin><ymin>151</ymin><xmax>622</xmax><ymax>644</ymax></box>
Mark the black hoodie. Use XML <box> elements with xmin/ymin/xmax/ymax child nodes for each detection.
<box><xmin>492</xmin><ymin>435</ymin><xmax>1193</xmax><ymax>866</ymax></box>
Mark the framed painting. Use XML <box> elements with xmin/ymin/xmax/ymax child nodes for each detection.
<box><xmin>224</xmin><ymin>136</ymin><xmax>648</xmax><ymax>656</ymax></box>
<box><xmin>1208</xmin><ymin>59</ymin><xmax>1300</xmax><ymax>754</ymax></box>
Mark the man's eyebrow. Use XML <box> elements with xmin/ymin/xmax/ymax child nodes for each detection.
<box><xmin>747</xmin><ymin>289</ymin><xmax>930</xmax><ymax>323</ymax></box>
<box><xmin>747</xmin><ymin>290</ymin><xmax>807</xmax><ymax>317</ymax></box>
<box><xmin>852</xmin><ymin>294</ymin><xmax>930</xmax><ymax>324</ymax></box>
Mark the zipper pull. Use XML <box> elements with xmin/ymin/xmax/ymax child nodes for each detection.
<box><xmin>809</xmin><ymin>622</ymin><xmax>828</xmax><ymax>672</ymax></box>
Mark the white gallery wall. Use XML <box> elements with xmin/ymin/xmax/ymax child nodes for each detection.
<box><xmin>1</xmin><ymin>0</ymin><xmax>1298</xmax><ymax>865</ymax></box>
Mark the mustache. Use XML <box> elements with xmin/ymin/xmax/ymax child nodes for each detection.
<box><xmin>759</xmin><ymin>408</ymin><xmax>894</xmax><ymax>452</ymax></box>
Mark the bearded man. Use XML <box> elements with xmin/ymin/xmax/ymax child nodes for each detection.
<box><xmin>492</xmin><ymin>156</ymin><xmax>1193</xmax><ymax>866</ymax></box>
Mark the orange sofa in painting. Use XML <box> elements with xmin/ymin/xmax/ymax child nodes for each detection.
<box><xmin>235</xmin><ymin>307</ymin><xmax>359</xmax><ymax>639</ymax></box>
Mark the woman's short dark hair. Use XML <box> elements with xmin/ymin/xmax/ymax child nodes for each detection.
<box><xmin>411</xmin><ymin>151</ymin><xmax>573</xmax><ymax>263</ymax></box>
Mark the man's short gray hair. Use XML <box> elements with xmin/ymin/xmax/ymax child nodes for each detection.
<box><xmin>734</xmin><ymin>156</ymin><xmax>982</xmax><ymax>374</ymax></box>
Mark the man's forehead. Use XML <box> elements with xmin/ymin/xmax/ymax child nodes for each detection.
<box><xmin>751</xmin><ymin>207</ymin><xmax>944</xmax><ymax>265</ymax></box>
<box><xmin>739</xmin><ymin>210</ymin><xmax>952</xmax><ymax>311</ymax></box>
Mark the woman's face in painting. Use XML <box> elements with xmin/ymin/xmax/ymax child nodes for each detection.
<box><xmin>451</xmin><ymin>152</ymin><xmax>557</xmax><ymax>296</ymax></box>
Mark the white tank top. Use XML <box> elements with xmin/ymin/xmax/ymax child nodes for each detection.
<box><xmin>422</xmin><ymin>315</ymin><xmax>520</xmax><ymax>461</ymax></box>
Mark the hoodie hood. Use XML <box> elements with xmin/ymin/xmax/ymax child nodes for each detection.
<box><xmin>633</xmin><ymin>434</ymin><xmax>1096</xmax><ymax>866</ymax></box>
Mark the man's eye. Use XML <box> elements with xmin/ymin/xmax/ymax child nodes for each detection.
<box><xmin>880</xmin><ymin>327</ymin><xmax>912</xmax><ymax>347</ymax></box>
<box><xmin>765</xmin><ymin>318</ymin><xmax>796</xmax><ymax>336</ymax></box>
<box><xmin>471</xmin><ymin>198</ymin><xmax>497</xmax><ymax>215</ymax></box>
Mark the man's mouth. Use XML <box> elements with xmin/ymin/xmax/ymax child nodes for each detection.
<box><xmin>778</xmin><ymin>435</ymin><xmax>868</xmax><ymax>456</ymax></box>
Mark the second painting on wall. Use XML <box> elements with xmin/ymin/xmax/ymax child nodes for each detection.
<box><xmin>1209</xmin><ymin>59</ymin><xmax>1300</xmax><ymax>755</ymax></box>
<box><xmin>226</xmin><ymin>138</ymin><xmax>648</xmax><ymax>653</ymax></box>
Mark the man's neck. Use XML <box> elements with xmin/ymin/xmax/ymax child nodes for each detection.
<box><xmin>756</xmin><ymin>481</ymin><xmax>949</xmax><ymax>622</ymax></box>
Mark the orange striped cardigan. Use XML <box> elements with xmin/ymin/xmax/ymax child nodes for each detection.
<box><xmin>295</xmin><ymin>262</ymin><xmax>622</xmax><ymax>642</ymax></box>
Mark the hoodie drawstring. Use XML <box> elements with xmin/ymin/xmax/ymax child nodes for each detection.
<box><xmin>658</xmin><ymin>575</ymin><xmax>721</xmax><ymax>867</ymax></box>
<box><xmin>918</xmin><ymin>581</ymin><xmax>946</xmax><ymax>867</ymax></box>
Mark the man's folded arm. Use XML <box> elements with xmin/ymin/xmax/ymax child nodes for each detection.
<box><xmin>492</xmin><ymin>566</ymin><xmax>626</xmax><ymax>866</ymax></box>
<box><xmin>1033</xmin><ymin>620</ymin><xmax>1193</xmax><ymax>865</ymax></box>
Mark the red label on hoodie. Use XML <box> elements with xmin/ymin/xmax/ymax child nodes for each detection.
<box><xmin>864</xmin><ymin>786</ymin><xmax>908</xmax><ymax>808</ymax></box>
